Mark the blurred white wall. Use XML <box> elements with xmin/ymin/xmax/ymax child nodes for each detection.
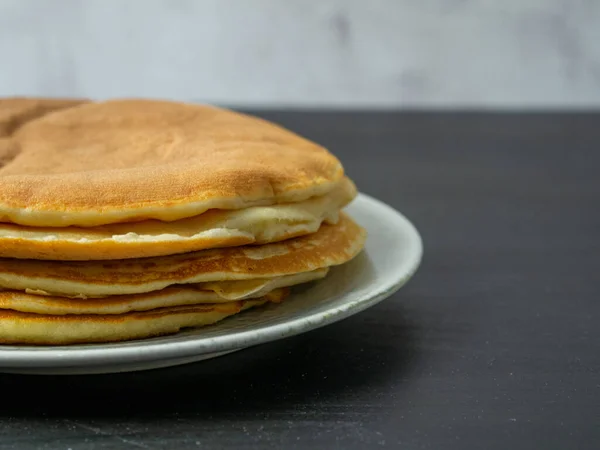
<box><xmin>0</xmin><ymin>0</ymin><xmax>599</xmax><ymax>108</ymax></box>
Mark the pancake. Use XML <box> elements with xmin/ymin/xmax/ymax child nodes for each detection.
<box><xmin>0</xmin><ymin>97</ymin><xmax>89</xmax><ymax>138</ymax></box>
<box><xmin>5</xmin><ymin>269</ymin><xmax>328</xmax><ymax>313</ymax></box>
<box><xmin>0</xmin><ymin>212</ymin><xmax>365</xmax><ymax>297</ymax></box>
<box><xmin>1</xmin><ymin>97</ymin><xmax>89</xmax><ymax>173</ymax></box>
<box><xmin>0</xmin><ymin>98</ymin><xmax>345</xmax><ymax>227</ymax></box>
<box><xmin>0</xmin><ymin>177</ymin><xmax>356</xmax><ymax>260</ymax></box>
<box><xmin>0</xmin><ymin>289</ymin><xmax>288</xmax><ymax>345</ymax></box>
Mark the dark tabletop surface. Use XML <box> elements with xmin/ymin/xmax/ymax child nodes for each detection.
<box><xmin>1</xmin><ymin>111</ymin><xmax>599</xmax><ymax>449</ymax></box>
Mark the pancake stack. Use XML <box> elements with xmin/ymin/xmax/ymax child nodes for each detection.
<box><xmin>0</xmin><ymin>98</ymin><xmax>366</xmax><ymax>345</ymax></box>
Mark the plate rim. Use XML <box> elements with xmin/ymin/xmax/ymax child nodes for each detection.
<box><xmin>0</xmin><ymin>193</ymin><xmax>423</xmax><ymax>368</ymax></box>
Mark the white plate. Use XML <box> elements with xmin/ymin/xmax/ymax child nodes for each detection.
<box><xmin>0</xmin><ymin>193</ymin><xmax>423</xmax><ymax>375</ymax></box>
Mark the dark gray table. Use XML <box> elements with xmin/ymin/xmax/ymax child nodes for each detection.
<box><xmin>1</xmin><ymin>111</ymin><xmax>598</xmax><ymax>449</ymax></box>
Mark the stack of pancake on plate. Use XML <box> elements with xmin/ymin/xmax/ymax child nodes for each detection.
<box><xmin>0</xmin><ymin>97</ymin><xmax>366</xmax><ymax>345</ymax></box>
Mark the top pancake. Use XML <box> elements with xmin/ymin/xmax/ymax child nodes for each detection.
<box><xmin>0</xmin><ymin>97</ymin><xmax>89</xmax><ymax>138</ymax></box>
<box><xmin>0</xmin><ymin>98</ymin><xmax>345</xmax><ymax>227</ymax></box>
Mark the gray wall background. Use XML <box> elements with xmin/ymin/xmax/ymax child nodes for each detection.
<box><xmin>1</xmin><ymin>0</ymin><xmax>599</xmax><ymax>109</ymax></box>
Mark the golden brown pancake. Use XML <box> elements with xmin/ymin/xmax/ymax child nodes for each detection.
<box><xmin>0</xmin><ymin>97</ymin><xmax>89</xmax><ymax>138</ymax></box>
<box><xmin>0</xmin><ymin>177</ymin><xmax>356</xmax><ymax>260</ymax></box>
<box><xmin>0</xmin><ymin>213</ymin><xmax>365</xmax><ymax>297</ymax></box>
<box><xmin>0</xmin><ymin>97</ymin><xmax>366</xmax><ymax>347</ymax></box>
<box><xmin>0</xmin><ymin>289</ymin><xmax>288</xmax><ymax>345</ymax></box>
<box><xmin>1</xmin><ymin>97</ymin><xmax>88</xmax><ymax>174</ymax></box>
<box><xmin>4</xmin><ymin>269</ymin><xmax>328</xmax><ymax>313</ymax></box>
<box><xmin>0</xmin><ymin>98</ymin><xmax>345</xmax><ymax>227</ymax></box>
